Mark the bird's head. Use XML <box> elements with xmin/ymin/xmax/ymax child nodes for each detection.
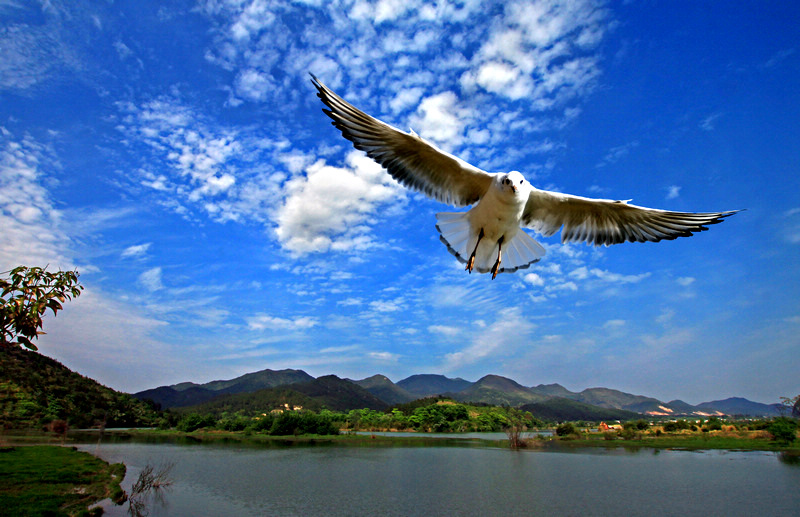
<box><xmin>500</xmin><ymin>171</ymin><xmax>529</xmax><ymax>196</ymax></box>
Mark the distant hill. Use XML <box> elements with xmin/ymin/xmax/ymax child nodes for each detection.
<box><xmin>695</xmin><ymin>397</ymin><xmax>782</xmax><ymax>417</ymax></box>
<box><xmin>520</xmin><ymin>397</ymin><xmax>640</xmax><ymax>422</ymax></box>
<box><xmin>196</xmin><ymin>368</ymin><xmax>314</xmax><ymax>395</ymax></box>
<box><xmin>135</xmin><ymin>368</ymin><xmax>314</xmax><ymax>408</ymax></box>
<box><xmin>396</xmin><ymin>374</ymin><xmax>473</xmax><ymax>397</ymax></box>
<box><xmin>179</xmin><ymin>375</ymin><xmax>387</xmax><ymax>414</ymax></box>
<box><xmin>454</xmin><ymin>375</ymin><xmax>547</xmax><ymax>406</ymax></box>
<box><xmin>351</xmin><ymin>375</ymin><xmax>415</xmax><ymax>405</ymax></box>
<box><xmin>0</xmin><ymin>345</ymin><xmax>160</xmax><ymax>429</ymax></box>
<box><xmin>529</xmin><ymin>383</ymin><xmax>578</xmax><ymax>399</ymax></box>
<box><xmin>135</xmin><ymin>366</ymin><xmax>784</xmax><ymax>418</ymax></box>
<box><xmin>133</xmin><ymin>386</ymin><xmax>219</xmax><ymax>409</ymax></box>
<box><xmin>576</xmin><ymin>387</ymin><xmax>663</xmax><ymax>411</ymax></box>
<box><xmin>176</xmin><ymin>387</ymin><xmax>326</xmax><ymax>416</ymax></box>
<box><xmin>290</xmin><ymin>375</ymin><xmax>388</xmax><ymax>411</ymax></box>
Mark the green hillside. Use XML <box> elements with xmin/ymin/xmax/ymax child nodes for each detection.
<box><xmin>179</xmin><ymin>375</ymin><xmax>388</xmax><ymax>416</ymax></box>
<box><xmin>0</xmin><ymin>345</ymin><xmax>161</xmax><ymax>429</ymax></box>
<box><xmin>520</xmin><ymin>397</ymin><xmax>640</xmax><ymax>422</ymax></box>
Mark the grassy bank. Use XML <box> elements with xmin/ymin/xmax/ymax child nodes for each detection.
<box><xmin>0</xmin><ymin>445</ymin><xmax>126</xmax><ymax>517</ymax></box>
<box><xmin>540</xmin><ymin>430</ymin><xmax>800</xmax><ymax>452</ymax></box>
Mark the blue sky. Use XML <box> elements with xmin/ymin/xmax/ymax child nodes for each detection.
<box><xmin>1</xmin><ymin>0</ymin><xmax>798</xmax><ymax>404</ymax></box>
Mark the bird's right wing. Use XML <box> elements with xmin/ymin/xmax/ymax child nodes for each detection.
<box><xmin>311</xmin><ymin>74</ymin><xmax>493</xmax><ymax>207</ymax></box>
<box><xmin>522</xmin><ymin>188</ymin><xmax>741</xmax><ymax>245</ymax></box>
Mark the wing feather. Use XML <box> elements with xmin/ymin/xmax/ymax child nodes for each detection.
<box><xmin>522</xmin><ymin>189</ymin><xmax>740</xmax><ymax>245</ymax></box>
<box><xmin>311</xmin><ymin>74</ymin><xmax>493</xmax><ymax>207</ymax></box>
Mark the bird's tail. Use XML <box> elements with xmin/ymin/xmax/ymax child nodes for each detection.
<box><xmin>435</xmin><ymin>212</ymin><xmax>546</xmax><ymax>274</ymax></box>
<box><xmin>435</xmin><ymin>212</ymin><xmax>472</xmax><ymax>263</ymax></box>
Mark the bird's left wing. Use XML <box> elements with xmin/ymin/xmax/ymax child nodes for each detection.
<box><xmin>522</xmin><ymin>188</ymin><xmax>740</xmax><ymax>245</ymax></box>
<box><xmin>311</xmin><ymin>75</ymin><xmax>493</xmax><ymax>207</ymax></box>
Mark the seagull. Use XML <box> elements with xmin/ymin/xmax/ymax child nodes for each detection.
<box><xmin>311</xmin><ymin>75</ymin><xmax>740</xmax><ymax>279</ymax></box>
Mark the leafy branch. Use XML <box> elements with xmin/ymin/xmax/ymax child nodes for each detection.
<box><xmin>0</xmin><ymin>265</ymin><xmax>83</xmax><ymax>350</ymax></box>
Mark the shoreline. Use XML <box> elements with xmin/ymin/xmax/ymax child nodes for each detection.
<box><xmin>6</xmin><ymin>427</ymin><xmax>796</xmax><ymax>453</ymax></box>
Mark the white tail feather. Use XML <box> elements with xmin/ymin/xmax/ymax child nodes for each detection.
<box><xmin>435</xmin><ymin>212</ymin><xmax>546</xmax><ymax>274</ymax></box>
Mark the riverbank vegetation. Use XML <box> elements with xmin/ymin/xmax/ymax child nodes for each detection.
<box><xmin>0</xmin><ymin>445</ymin><xmax>126</xmax><ymax>516</ymax></box>
<box><xmin>148</xmin><ymin>397</ymin><xmax>800</xmax><ymax>451</ymax></box>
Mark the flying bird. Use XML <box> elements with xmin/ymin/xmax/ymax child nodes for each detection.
<box><xmin>311</xmin><ymin>75</ymin><xmax>740</xmax><ymax>279</ymax></box>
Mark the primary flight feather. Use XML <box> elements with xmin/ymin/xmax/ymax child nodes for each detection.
<box><xmin>311</xmin><ymin>74</ymin><xmax>740</xmax><ymax>279</ymax></box>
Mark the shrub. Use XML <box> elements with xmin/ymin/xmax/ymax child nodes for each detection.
<box><xmin>767</xmin><ymin>417</ymin><xmax>798</xmax><ymax>444</ymax></box>
<box><xmin>176</xmin><ymin>413</ymin><xmax>215</xmax><ymax>432</ymax></box>
<box><xmin>556</xmin><ymin>422</ymin><xmax>577</xmax><ymax>437</ymax></box>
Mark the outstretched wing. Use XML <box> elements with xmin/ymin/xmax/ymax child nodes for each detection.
<box><xmin>522</xmin><ymin>188</ymin><xmax>741</xmax><ymax>245</ymax></box>
<box><xmin>311</xmin><ymin>74</ymin><xmax>493</xmax><ymax>207</ymax></box>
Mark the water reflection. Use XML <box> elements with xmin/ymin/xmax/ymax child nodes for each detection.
<box><xmin>779</xmin><ymin>451</ymin><xmax>800</xmax><ymax>466</ymax></box>
<box><xmin>76</xmin><ymin>436</ymin><xmax>800</xmax><ymax>517</ymax></box>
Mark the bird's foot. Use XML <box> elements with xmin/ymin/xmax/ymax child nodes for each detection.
<box><xmin>490</xmin><ymin>238</ymin><xmax>503</xmax><ymax>280</ymax></box>
<box><xmin>466</xmin><ymin>228</ymin><xmax>484</xmax><ymax>275</ymax></box>
<box><xmin>466</xmin><ymin>255</ymin><xmax>475</xmax><ymax>274</ymax></box>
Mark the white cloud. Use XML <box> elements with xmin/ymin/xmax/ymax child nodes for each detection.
<box><xmin>409</xmin><ymin>91</ymin><xmax>469</xmax><ymax>149</ymax></box>
<box><xmin>656</xmin><ymin>308</ymin><xmax>675</xmax><ymax>325</ymax></box>
<box><xmin>138</xmin><ymin>267</ymin><xmax>164</xmax><ymax>292</ymax></box>
<box><xmin>0</xmin><ymin>130</ymin><xmax>73</xmax><ymax>270</ymax></box>
<box><xmin>523</xmin><ymin>272</ymin><xmax>545</xmax><ymax>286</ymax></box>
<box><xmin>117</xmin><ymin>96</ymin><xmax>289</xmax><ymax>226</ymax></box>
<box><xmin>428</xmin><ymin>324</ymin><xmax>461</xmax><ymax>337</ymax></box>
<box><xmin>699</xmin><ymin>112</ymin><xmax>723</xmax><ymax>131</ymax></box>
<box><xmin>369</xmin><ymin>299</ymin><xmax>403</xmax><ymax>313</ymax></box>
<box><xmin>604</xmin><ymin>319</ymin><xmax>626</xmax><ymax>328</ymax></box>
<box><xmin>235</xmin><ymin>68</ymin><xmax>273</xmax><ymax>102</ymax></box>
<box><xmin>596</xmin><ymin>140</ymin><xmax>639</xmax><ymax>168</ymax></box>
<box><xmin>337</xmin><ymin>297</ymin><xmax>363</xmax><ymax>306</ymax></box>
<box><xmin>274</xmin><ymin>150</ymin><xmax>405</xmax><ymax>255</ymax></box>
<box><xmin>443</xmin><ymin>307</ymin><xmax>535</xmax><ymax>370</ymax></box>
<box><xmin>368</xmin><ymin>351</ymin><xmax>399</xmax><ymax>361</ymax></box>
<box><xmin>569</xmin><ymin>267</ymin><xmax>650</xmax><ymax>284</ymax></box>
<box><xmin>666</xmin><ymin>185</ymin><xmax>681</xmax><ymax>200</ymax></box>
<box><xmin>247</xmin><ymin>314</ymin><xmax>318</xmax><ymax>331</ymax></box>
<box><xmin>121</xmin><ymin>243</ymin><xmax>151</xmax><ymax>259</ymax></box>
<box><xmin>676</xmin><ymin>277</ymin><xmax>695</xmax><ymax>287</ymax></box>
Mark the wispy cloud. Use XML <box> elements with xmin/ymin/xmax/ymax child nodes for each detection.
<box><xmin>666</xmin><ymin>185</ymin><xmax>681</xmax><ymax>200</ymax></box>
<box><xmin>0</xmin><ymin>129</ymin><xmax>73</xmax><ymax>270</ymax></box>
<box><xmin>121</xmin><ymin>243</ymin><xmax>151</xmax><ymax>259</ymax></box>
<box><xmin>443</xmin><ymin>307</ymin><xmax>535</xmax><ymax>370</ymax></box>
<box><xmin>138</xmin><ymin>266</ymin><xmax>164</xmax><ymax>292</ymax></box>
<box><xmin>596</xmin><ymin>140</ymin><xmax>639</xmax><ymax>168</ymax></box>
<box><xmin>247</xmin><ymin>314</ymin><xmax>318</xmax><ymax>331</ymax></box>
<box><xmin>764</xmin><ymin>48</ymin><xmax>795</xmax><ymax>68</ymax></box>
<box><xmin>699</xmin><ymin>112</ymin><xmax>723</xmax><ymax>131</ymax></box>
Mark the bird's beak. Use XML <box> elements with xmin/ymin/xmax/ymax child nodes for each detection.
<box><xmin>511</xmin><ymin>185</ymin><xmax>518</xmax><ymax>193</ymax></box>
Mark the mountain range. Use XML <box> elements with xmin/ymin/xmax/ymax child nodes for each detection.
<box><xmin>134</xmin><ymin>368</ymin><xmax>783</xmax><ymax>419</ymax></box>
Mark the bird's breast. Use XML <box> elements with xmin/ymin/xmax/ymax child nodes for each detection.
<box><xmin>467</xmin><ymin>190</ymin><xmax>525</xmax><ymax>241</ymax></box>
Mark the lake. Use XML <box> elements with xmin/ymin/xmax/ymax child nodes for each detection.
<box><xmin>77</xmin><ymin>435</ymin><xmax>800</xmax><ymax>516</ymax></box>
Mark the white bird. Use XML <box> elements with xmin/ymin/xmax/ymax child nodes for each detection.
<box><xmin>311</xmin><ymin>75</ymin><xmax>740</xmax><ymax>279</ymax></box>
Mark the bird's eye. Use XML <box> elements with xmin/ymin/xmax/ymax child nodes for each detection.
<box><xmin>519</xmin><ymin>180</ymin><xmax>523</xmax><ymax>184</ymax></box>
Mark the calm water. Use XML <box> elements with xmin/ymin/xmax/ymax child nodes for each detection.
<box><xmin>77</xmin><ymin>437</ymin><xmax>800</xmax><ymax>517</ymax></box>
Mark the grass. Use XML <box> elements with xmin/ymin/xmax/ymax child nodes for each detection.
<box><xmin>0</xmin><ymin>445</ymin><xmax>126</xmax><ymax>517</ymax></box>
<box><xmin>548</xmin><ymin>430</ymin><xmax>800</xmax><ymax>452</ymax></box>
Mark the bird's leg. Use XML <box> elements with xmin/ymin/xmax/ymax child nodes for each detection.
<box><xmin>491</xmin><ymin>236</ymin><xmax>505</xmax><ymax>280</ymax></box>
<box><xmin>466</xmin><ymin>228</ymin><xmax>485</xmax><ymax>274</ymax></box>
